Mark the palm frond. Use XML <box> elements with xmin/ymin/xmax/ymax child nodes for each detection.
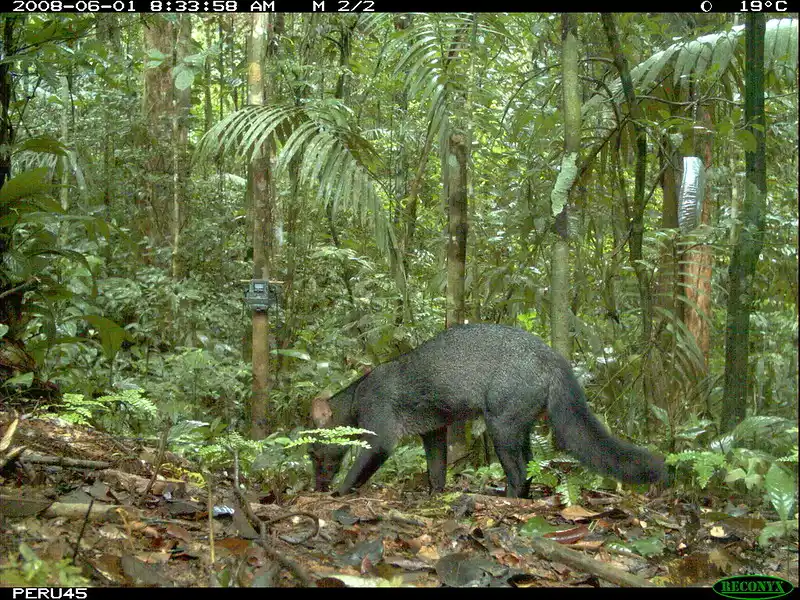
<box><xmin>196</xmin><ymin>101</ymin><xmax>392</xmax><ymax>254</ymax></box>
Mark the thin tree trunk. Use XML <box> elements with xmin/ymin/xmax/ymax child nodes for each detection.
<box><xmin>248</xmin><ymin>14</ymin><xmax>273</xmax><ymax>440</ymax></box>
<box><xmin>682</xmin><ymin>106</ymin><xmax>714</xmax><ymax>366</ymax></box>
<box><xmin>203</xmin><ymin>18</ymin><xmax>214</xmax><ymax>134</ymax></box>
<box><xmin>142</xmin><ymin>16</ymin><xmax>174</xmax><ymax>253</ymax></box>
<box><xmin>170</xmin><ymin>17</ymin><xmax>192</xmax><ymax>280</ymax></box>
<box><xmin>445</xmin><ymin>131</ymin><xmax>468</xmax><ymax>328</ymax></box>
<box><xmin>59</xmin><ymin>75</ymin><xmax>70</xmax><ymax>212</ymax></box>
<box><xmin>722</xmin><ymin>13</ymin><xmax>766</xmax><ymax>432</ymax></box>
<box><xmin>602</xmin><ymin>14</ymin><xmax>651</xmax><ymax>352</ymax></box>
<box><xmin>550</xmin><ymin>14</ymin><xmax>580</xmax><ymax>360</ymax></box>
<box><xmin>0</xmin><ymin>15</ymin><xmax>22</xmax><ymax>342</ymax></box>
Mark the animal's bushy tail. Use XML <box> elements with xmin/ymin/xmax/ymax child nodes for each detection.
<box><xmin>547</xmin><ymin>371</ymin><xmax>666</xmax><ymax>484</ymax></box>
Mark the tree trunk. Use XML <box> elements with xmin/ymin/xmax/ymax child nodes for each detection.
<box><xmin>445</xmin><ymin>131</ymin><xmax>468</xmax><ymax>329</ymax></box>
<box><xmin>203</xmin><ymin>18</ymin><xmax>214</xmax><ymax>134</ymax></box>
<box><xmin>550</xmin><ymin>14</ymin><xmax>580</xmax><ymax>360</ymax></box>
<box><xmin>142</xmin><ymin>16</ymin><xmax>174</xmax><ymax>253</ymax></box>
<box><xmin>0</xmin><ymin>16</ymin><xmax>21</xmax><ymax>338</ymax></box>
<box><xmin>98</xmin><ymin>15</ymin><xmax>118</xmax><ymax>210</ymax></box>
<box><xmin>682</xmin><ymin>107</ymin><xmax>714</xmax><ymax>366</ymax></box>
<box><xmin>171</xmin><ymin>15</ymin><xmax>192</xmax><ymax>280</ymax></box>
<box><xmin>654</xmin><ymin>135</ymin><xmax>680</xmax><ymax>320</ymax></box>
<box><xmin>602</xmin><ymin>14</ymin><xmax>652</xmax><ymax>353</ymax></box>
<box><xmin>248</xmin><ymin>14</ymin><xmax>273</xmax><ymax>440</ymax></box>
<box><xmin>722</xmin><ymin>13</ymin><xmax>766</xmax><ymax>432</ymax></box>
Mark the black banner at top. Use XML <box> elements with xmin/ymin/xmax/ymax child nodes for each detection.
<box><xmin>7</xmin><ymin>0</ymin><xmax>792</xmax><ymax>13</ymax></box>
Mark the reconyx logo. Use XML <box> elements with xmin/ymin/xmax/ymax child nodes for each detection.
<box><xmin>713</xmin><ymin>575</ymin><xmax>794</xmax><ymax>600</ymax></box>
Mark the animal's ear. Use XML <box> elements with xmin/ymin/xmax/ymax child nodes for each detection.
<box><xmin>310</xmin><ymin>393</ymin><xmax>333</xmax><ymax>427</ymax></box>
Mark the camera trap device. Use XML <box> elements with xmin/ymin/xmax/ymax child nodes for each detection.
<box><xmin>243</xmin><ymin>279</ymin><xmax>281</xmax><ymax>313</ymax></box>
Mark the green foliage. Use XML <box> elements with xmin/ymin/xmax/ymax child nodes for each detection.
<box><xmin>194</xmin><ymin>430</ymin><xmax>266</xmax><ymax>471</ymax></box>
<box><xmin>588</xmin><ymin>18</ymin><xmax>798</xmax><ymax>107</ymax></box>
<box><xmin>289</xmin><ymin>426</ymin><xmax>372</xmax><ymax>451</ymax></box>
<box><xmin>139</xmin><ymin>347</ymin><xmax>250</xmax><ymax>423</ymax></box>
<box><xmin>519</xmin><ymin>515</ymin><xmax>567</xmax><ymax>537</ymax></box>
<box><xmin>667</xmin><ymin>415</ymin><xmax>797</xmax><ymax>530</ymax></box>
<box><xmin>175</xmin><ymin>423</ymin><xmax>311</xmax><ymax>494</ymax></box>
<box><xmin>605</xmin><ymin>534</ymin><xmax>666</xmax><ymax>558</ymax></box>
<box><xmin>196</xmin><ymin>101</ymin><xmax>392</xmax><ymax>254</ymax></box>
<box><xmin>2</xmin><ymin>543</ymin><xmax>90</xmax><ymax>587</ymax></box>
<box><xmin>458</xmin><ymin>462</ymin><xmax>507</xmax><ymax>492</ymax></box>
<box><xmin>45</xmin><ymin>389</ymin><xmax>157</xmax><ymax>436</ymax></box>
<box><xmin>525</xmin><ymin>432</ymin><xmax>605</xmax><ymax>505</ymax></box>
<box><xmin>668</xmin><ymin>450</ymin><xmax>728</xmax><ymax>489</ymax></box>
<box><xmin>376</xmin><ymin>444</ymin><xmax>427</xmax><ymax>488</ymax></box>
<box><xmin>758</xmin><ymin>519</ymin><xmax>799</xmax><ymax>548</ymax></box>
<box><xmin>47</xmin><ymin>392</ymin><xmax>106</xmax><ymax>426</ymax></box>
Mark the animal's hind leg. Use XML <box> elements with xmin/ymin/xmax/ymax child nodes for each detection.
<box><xmin>421</xmin><ymin>426</ymin><xmax>448</xmax><ymax>493</ymax></box>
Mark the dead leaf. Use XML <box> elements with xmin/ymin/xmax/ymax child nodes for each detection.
<box><xmin>98</xmin><ymin>524</ymin><xmax>128</xmax><ymax>540</ymax></box>
<box><xmin>121</xmin><ymin>553</ymin><xmax>166</xmax><ymax>586</ymax></box>
<box><xmin>417</xmin><ymin>545</ymin><xmax>440</xmax><ymax>561</ymax></box>
<box><xmin>0</xmin><ymin>418</ymin><xmax>19</xmax><ymax>452</ymax></box>
<box><xmin>90</xmin><ymin>553</ymin><xmax>123</xmax><ymax>583</ymax></box>
<box><xmin>135</xmin><ymin>551</ymin><xmax>171</xmax><ymax>565</ymax></box>
<box><xmin>165</xmin><ymin>523</ymin><xmax>193</xmax><ymax>544</ymax></box>
<box><xmin>543</xmin><ymin>525</ymin><xmax>590</xmax><ymax>544</ymax></box>
<box><xmin>560</xmin><ymin>505</ymin><xmax>599</xmax><ymax>521</ymax></box>
<box><xmin>407</xmin><ymin>534</ymin><xmax>432</xmax><ymax>553</ymax></box>
<box><xmin>708</xmin><ymin>547</ymin><xmax>742</xmax><ymax>573</ymax></box>
<box><xmin>709</xmin><ymin>525</ymin><xmax>727</xmax><ymax>538</ymax></box>
<box><xmin>216</xmin><ymin>537</ymin><xmax>252</xmax><ymax>556</ymax></box>
<box><xmin>0</xmin><ymin>495</ymin><xmax>53</xmax><ymax>517</ymax></box>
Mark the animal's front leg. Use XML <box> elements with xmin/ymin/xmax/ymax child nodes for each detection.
<box><xmin>335</xmin><ymin>441</ymin><xmax>392</xmax><ymax>495</ymax></box>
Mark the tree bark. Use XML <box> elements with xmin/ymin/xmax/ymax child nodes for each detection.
<box><xmin>248</xmin><ymin>14</ymin><xmax>273</xmax><ymax>440</ymax></box>
<box><xmin>722</xmin><ymin>13</ymin><xmax>766</xmax><ymax>432</ymax></box>
<box><xmin>602</xmin><ymin>15</ymin><xmax>651</xmax><ymax>352</ymax></box>
<box><xmin>550</xmin><ymin>13</ymin><xmax>580</xmax><ymax>360</ymax></box>
<box><xmin>142</xmin><ymin>16</ymin><xmax>174</xmax><ymax>251</ymax></box>
<box><xmin>444</xmin><ymin>131</ymin><xmax>468</xmax><ymax>329</ymax></box>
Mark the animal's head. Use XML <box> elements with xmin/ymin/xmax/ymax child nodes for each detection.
<box><xmin>308</xmin><ymin>394</ymin><xmax>347</xmax><ymax>492</ymax></box>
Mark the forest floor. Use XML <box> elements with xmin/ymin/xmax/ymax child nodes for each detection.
<box><xmin>0</xmin><ymin>410</ymin><xmax>797</xmax><ymax>588</ymax></box>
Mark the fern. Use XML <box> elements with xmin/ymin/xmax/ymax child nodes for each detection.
<box><xmin>668</xmin><ymin>450</ymin><xmax>727</xmax><ymax>489</ymax></box>
<box><xmin>46</xmin><ymin>393</ymin><xmax>107</xmax><ymax>426</ymax></box>
<box><xmin>97</xmin><ymin>389</ymin><xmax>158</xmax><ymax>421</ymax></box>
<box><xmin>289</xmin><ymin>426</ymin><xmax>372</xmax><ymax>451</ymax></box>
<box><xmin>525</xmin><ymin>432</ymin><xmax>604</xmax><ymax>504</ymax></box>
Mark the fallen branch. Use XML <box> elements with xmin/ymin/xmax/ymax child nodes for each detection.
<box><xmin>20</xmin><ymin>451</ymin><xmax>111</xmax><ymax>469</ymax></box>
<box><xmin>0</xmin><ymin>496</ymin><xmax>142</xmax><ymax>522</ymax></box>
<box><xmin>528</xmin><ymin>535</ymin><xmax>657</xmax><ymax>588</ymax></box>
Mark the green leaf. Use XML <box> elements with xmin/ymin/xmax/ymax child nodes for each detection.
<box><xmin>758</xmin><ymin>519</ymin><xmax>798</xmax><ymax>547</ymax></box>
<box><xmin>765</xmin><ymin>464</ymin><xmax>796</xmax><ymax>522</ymax></box>
<box><xmin>649</xmin><ymin>404</ymin><xmax>669</xmax><ymax>426</ymax></box>
<box><xmin>14</xmin><ymin>136</ymin><xmax>68</xmax><ymax>157</ymax></box>
<box><xmin>4</xmin><ymin>372</ymin><xmax>34</xmax><ymax>387</ymax></box>
<box><xmin>629</xmin><ymin>535</ymin><xmax>665</xmax><ymax>558</ymax></box>
<box><xmin>271</xmin><ymin>349</ymin><xmax>311</xmax><ymax>360</ymax></box>
<box><xmin>0</xmin><ymin>168</ymin><xmax>52</xmax><ymax>207</ymax></box>
<box><xmin>0</xmin><ymin>324</ymin><xmax>8</xmax><ymax>339</ymax></box>
<box><xmin>174</xmin><ymin>66</ymin><xmax>195</xmax><ymax>91</ymax></box>
<box><xmin>725</xmin><ymin>468</ymin><xmax>747</xmax><ymax>484</ymax></box>
<box><xmin>146</xmin><ymin>49</ymin><xmax>167</xmax><ymax>65</ymax></box>
<box><xmin>734</xmin><ymin>129</ymin><xmax>758</xmax><ymax>152</ymax></box>
<box><xmin>82</xmin><ymin>315</ymin><xmax>128</xmax><ymax>361</ymax></box>
<box><xmin>519</xmin><ymin>516</ymin><xmax>563</xmax><ymax>537</ymax></box>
